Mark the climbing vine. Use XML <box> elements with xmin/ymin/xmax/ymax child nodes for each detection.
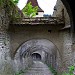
<box><xmin>0</xmin><ymin>0</ymin><xmax>21</xmax><ymax>21</ymax></box>
<box><xmin>0</xmin><ymin>0</ymin><xmax>19</xmax><ymax>9</ymax></box>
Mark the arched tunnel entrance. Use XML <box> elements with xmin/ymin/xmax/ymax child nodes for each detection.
<box><xmin>13</xmin><ymin>39</ymin><xmax>61</xmax><ymax>72</ymax></box>
<box><xmin>32</xmin><ymin>53</ymin><xmax>41</xmax><ymax>61</ymax></box>
<box><xmin>0</xmin><ymin>0</ymin><xmax>74</xmax><ymax>74</ymax></box>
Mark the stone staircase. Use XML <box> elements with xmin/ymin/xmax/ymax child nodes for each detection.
<box><xmin>23</xmin><ymin>61</ymin><xmax>53</xmax><ymax>75</ymax></box>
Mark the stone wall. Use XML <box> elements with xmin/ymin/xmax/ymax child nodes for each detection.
<box><xmin>53</xmin><ymin>0</ymin><xmax>73</xmax><ymax>72</ymax></box>
<box><xmin>0</xmin><ymin>0</ymin><xmax>74</xmax><ymax>74</ymax></box>
<box><xmin>0</xmin><ymin>6</ymin><xmax>14</xmax><ymax>75</ymax></box>
<box><xmin>9</xmin><ymin>25</ymin><xmax>62</xmax><ymax>55</ymax></box>
<box><xmin>53</xmin><ymin>0</ymin><xmax>70</xmax><ymax>27</ymax></box>
<box><xmin>9</xmin><ymin>24</ymin><xmax>63</xmax><ymax>71</ymax></box>
<box><xmin>59</xmin><ymin>29</ymin><xmax>73</xmax><ymax>72</ymax></box>
<box><xmin>12</xmin><ymin>45</ymin><xmax>33</xmax><ymax>72</ymax></box>
<box><xmin>13</xmin><ymin>56</ymin><xmax>33</xmax><ymax>72</ymax></box>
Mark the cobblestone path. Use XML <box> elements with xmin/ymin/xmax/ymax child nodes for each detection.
<box><xmin>24</xmin><ymin>61</ymin><xmax>53</xmax><ymax>75</ymax></box>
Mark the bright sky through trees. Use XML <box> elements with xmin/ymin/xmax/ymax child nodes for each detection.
<box><xmin>17</xmin><ymin>0</ymin><xmax>57</xmax><ymax>15</ymax></box>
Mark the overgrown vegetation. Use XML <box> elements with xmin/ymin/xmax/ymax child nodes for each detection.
<box><xmin>22</xmin><ymin>2</ymin><xmax>38</xmax><ymax>17</ymax></box>
<box><xmin>0</xmin><ymin>0</ymin><xmax>38</xmax><ymax>22</ymax></box>
<box><xmin>48</xmin><ymin>65</ymin><xmax>74</xmax><ymax>75</ymax></box>
<box><xmin>15</xmin><ymin>67</ymin><xmax>30</xmax><ymax>75</ymax></box>
<box><xmin>15</xmin><ymin>70</ymin><xmax>25</xmax><ymax>75</ymax></box>
<box><xmin>0</xmin><ymin>0</ymin><xmax>21</xmax><ymax>21</ymax></box>
<box><xmin>62</xmin><ymin>65</ymin><xmax>74</xmax><ymax>75</ymax></box>
<box><xmin>0</xmin><ymin>0</ymin><xmax>19</xmax><ymax>5</ymax></box>
<box><xmin>48</xmin><ymin>64</ymin><xmax>57</xmax><ymax>75</ymax></box>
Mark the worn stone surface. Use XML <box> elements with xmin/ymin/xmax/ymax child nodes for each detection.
<box><xmin>13</xmin><ymin>39</ymin><xmax>58</xmax><ymax>72</ymax></box>
<box><xmin>53</xmin><ymin>0</ymin><xmax>70</xmax><ymax>27</ymax></box>
<box><xmin>0</xmin><ymin>0</ymin><xmax>74</xmax><ymax>74</ymax></box>
<box><xmin>59</xmin><ymin>30</ymin><xmax>73</xmax><ymax>72</ymax></box>
<box><xmin>9</xmin><ymin>25</ymin><xmax>62</xmax><ymax>56</ymax></box>
<box><xmin>23</xmin><ymin>61</ymin><xmax>53</xmax><ymax>75</ymax></box>
<box><xmin>13</xmin><ymin>49</ymin><xmax>33</xmax><ymax>72</ymax></box>
<box><xmin>0</xmin><ymin>7</ymin><xmax>14</xmax><ymax>75</ymax></box>
<box><xmin>53</xmin><ymin>0</ymin><xmax>73</xmax><ymax>72</ymax></box>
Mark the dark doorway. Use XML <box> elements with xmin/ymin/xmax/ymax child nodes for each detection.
<box><xmin>32</xmin><ymin>53</ymin><xmax>41</xmax><ymax>61</ymax></box>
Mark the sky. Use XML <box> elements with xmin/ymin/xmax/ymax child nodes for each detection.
<box><xmin>17</xmin><ymin>0</ymin><xmax>57</xmax><ymax>15</ymax></box>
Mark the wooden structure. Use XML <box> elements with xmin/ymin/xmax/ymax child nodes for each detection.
<box><xmin>12</xmin><ymin>17</ymin><xmax>65</xmax><ymax>25</ymax></box>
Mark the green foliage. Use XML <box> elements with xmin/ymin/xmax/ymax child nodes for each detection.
<box><xmin>0</xmin><ymin>0</ymin><xmax>19</xmax><ymax>6</ymax></box>
<box><xmin>62</xmin><ymin>65</ymin><xmax>74</xmax><ymax>75</ymax></box>
<box><xmin>7</xmin><ymin>0</ymin><xmax>21</xmax><ymax>20</ymax></box>
<box><xmin>48</xmin><ymin>64</ymin><xmax>57</xmax><ymax>75</ymax></box>
<box><xmin>15</xmin><ymin>68</ymin><xmax>29</xmax><ymax>75</ymax></box>
<box><xmin>0</xmin><ymin>0</ymin><xmax>21</xmax><ymax>22</ymax></box>
<box><xmin>15</xmin><ymin>70</ymin><xmax>25</xmax><ymax>75</ymax></box>
<box><xmin>12</xmin><ymin>0</ymin><xmax>19</xmax><ymax>4</ymax></box>
<box><xmin>22</xmin><ymin>2</ymin><xmax>38</xmax><ymax>17</ymax></box>
<box><xmin>62</xmin><ymin>72</ymin><xmax>69</xmax><ymax>75</ymax></box>
<box><xmin>0</xmin><ymin>0</ymin><xmax>4</xmax><ymax>6</ymax></box>
<box><xmin>69</xmin><ymin>66</ymin><xmax>74</xmax><ymax>73</ymax></box>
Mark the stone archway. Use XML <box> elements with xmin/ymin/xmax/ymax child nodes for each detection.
<box><xmin>0</xmin><ymin>0</ymin><xmax>74</xmax><ymax>75</ymax></box>
<box><xmin>13</xmin><ymin>39</ymin><xmax>61</xmax><ymax>72</ymax></box>
<box><xmin>58</xmin><ymin>0</ymin><xmax>73</xmax><ymax>26</ymax></box>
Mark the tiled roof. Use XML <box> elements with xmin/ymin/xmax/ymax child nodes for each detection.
<box><xmin>27</xmin><ymin>0</ymin><xmax>44</xmax><ymax>12</ymax></box>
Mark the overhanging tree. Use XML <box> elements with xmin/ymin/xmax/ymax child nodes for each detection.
<box><xmin>0</xmin><ymin>0</ymin><xmax>19</xmax><ymax>6</ymax></box>
<box><xmin>22</xmin><ymin>2</ymin><xmax>38</xmax><ymax>17</ymax></box>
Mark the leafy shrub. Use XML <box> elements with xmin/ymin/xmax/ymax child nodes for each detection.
<box><xmin>48</xmin><ymin>65</ymin><xmax>57</xmax><ymax>75</ymax></box>
<box><xmin>62</xmin><ymin>65</ymin><xmax>74</xmax><ymax>75</ymax></box>
<box><xmin>15</xmin><ymin>70</ymin><xmax>25</xmax><ymax>75</ymax></box>
<box><xmin>22</xmin><ymin>2</ymin><xmax>38</xmax><ymax>17</ymax></box>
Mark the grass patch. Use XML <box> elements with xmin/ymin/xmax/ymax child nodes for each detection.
<box><xmin>15</xmin><ymin>70</ymin><xmax>25</xmax><ymax>75</ymax></box>
<box><xmin>48</xmin><ymin>65</ymin><xmax>57</xmax><ymax>75</ymax></box>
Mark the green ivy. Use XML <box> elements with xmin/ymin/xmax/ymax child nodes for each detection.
<box><xmin>0</xmin><ymin>0</ymin><xmax>5</xmax><ymax>8</ymax></box>
<box><xmin>0</xmin><ymin>0</ymin><xmax>20</xmax><ymax>21</ymax></box>
<box><xmin>0</xmin><ymin>0</ymin><xmax>19</xmax><ymax>6</ymax></box>
<box><xmin>12</xmin><ymin>0</ymin><xmax>19</xmax><ymax>4</ymax></box>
